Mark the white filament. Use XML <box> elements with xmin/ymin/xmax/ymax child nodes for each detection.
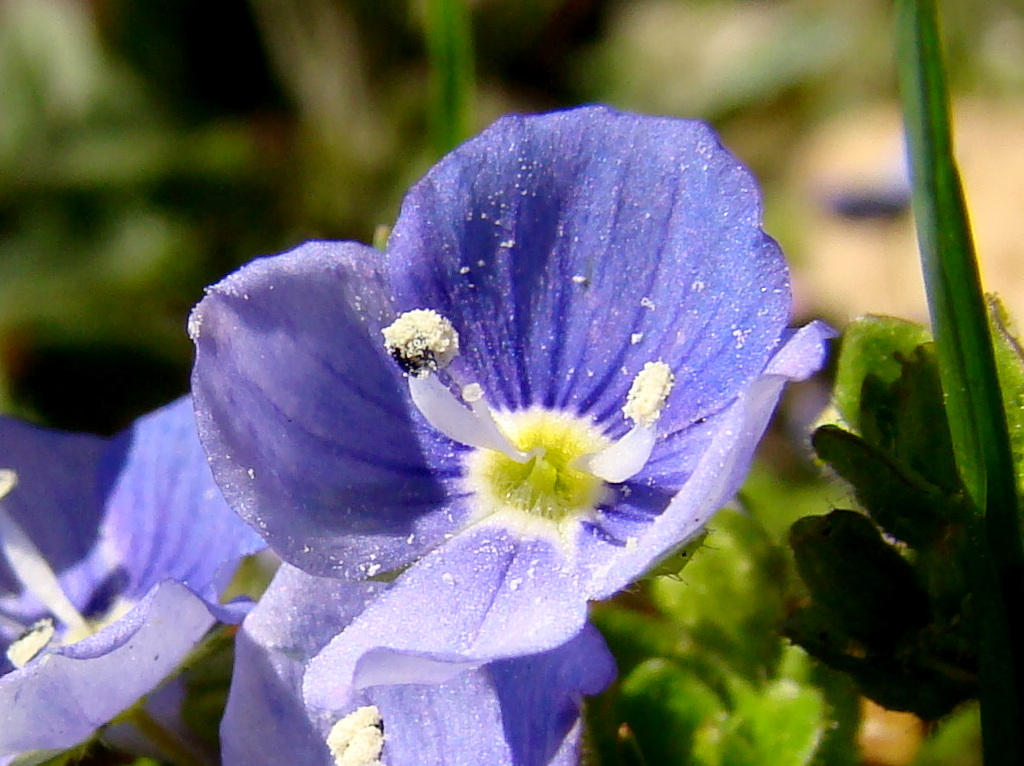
<box><xmin>408</xmin><ymin>375</ymin><xmax>531</xmax><ymax>463</ymax></box>
<box><xmin>0</xmin><ymin>469</ymin><xmax>90</xmax><ymax>636</ymax></box>
<box><xmin>578</xmin><ymin>362</ymin><xmax>674</xmax><ymax>483</ymax></box>
<box><xmin>580</xmin><ymin>424</ymin><xmax>657</xmax><ymax>483</ymax></box>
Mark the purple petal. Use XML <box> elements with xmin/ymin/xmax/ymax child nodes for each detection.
<box><xmin>581</xmin><ymin>320</ymin><xmax>835</xmax><ymax>597</ymax></box>
<box><xmin>0</xmin><ymin>581</ymin><xmax>218</xmax><ymax>758</ymax></box>
<box><xmin>191</xmin><ymin>242</ymin><xmax>468</xmax><ymax>579</ymax></box>
<box><xmin>486</xmin><ymin>624</ymin><xmax>615</xmax><ymax>766</ymax></box>
<box><xmin>224</xmin><ymin>565</ymin><xmax>613</xmax><ymax>766</ymax></box>
<box><xmin>99</xmin><ymin>397</ymin><xmax>265</xmax><ymax>602</ymax></box>
<box><xmin>388</xmin><ymin>105</ymin><xmax>789</xmax><ymax>434</ymax></box>
<box><xmin>221</xmin><ymin>566</ymin><xmax>385</xmax><ymax>766</ymax></box>
<box><xmin>368</xmin><ymin>625</ymin><xmax>613</xmax><ymax>766</ymax></box>
<box><xmin>304</xmin><ymin>525</ymin><xmax>589</xmax><ymax>709</ymax></box>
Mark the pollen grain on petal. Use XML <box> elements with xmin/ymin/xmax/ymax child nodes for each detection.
<box><xmin>623</xmin><ymin>361</ymin><xmax>675</xmax><ymax>427</ymax></box>
<box><xmin>382</xmin><ymin>309</ymin><xmax>460</xmax><ymax>376</ymax></box>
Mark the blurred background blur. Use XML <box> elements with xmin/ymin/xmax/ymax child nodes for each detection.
<box><xmin>1</xmin><ymin>0</ymin><xmax>1022</xmax><ymax>435</ymax></box>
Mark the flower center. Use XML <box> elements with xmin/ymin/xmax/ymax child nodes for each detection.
<box><xmin>380</xmin><ymin>311</ymin><xmax>677</xmax><ymax>531</ymax></box>
<box><xmin>466</xmin><ymin>410</ymin><xmax>609</xmax><ymax>523</ymax></box>
<box><xmin>0</xmin><ymin>469</ymin><xmax>130</xmax><ymax>668</ymax></box>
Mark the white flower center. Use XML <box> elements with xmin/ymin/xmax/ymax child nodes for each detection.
<box><xmin>327</xmin><ymin>705</ymin><xmax>384</xmax><ymax>766</ymax></box>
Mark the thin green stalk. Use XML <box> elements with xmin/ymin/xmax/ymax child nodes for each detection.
<box><xmin>118</xmin><ymin>705</ymin><xmax>209</xmax><ymax>766</ymax></box>
<box><xmin>895</xmin><ymin>0</ymin><xmax>1024</xmax><ymax>761</ymax></box>
<box><xmin>424</xmin><ymin>0</ymin><xmax>475</xmax><ymax>158</ymax></box>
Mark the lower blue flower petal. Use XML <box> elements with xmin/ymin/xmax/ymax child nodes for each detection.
<box><xmin>0</xmin><ymin>581</ymin><xmax>219</xmax><ymax>758</ymax></box>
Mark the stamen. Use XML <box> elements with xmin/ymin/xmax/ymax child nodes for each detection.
<box><xmin>326</xmin><ymin>705</ymin><xmax>384</xmax><ymax>766</ymax></box>
<box><xmin>0</xmin><ymin>470</ymin><xmax>90</xmax><ymax>636</ymax></box>
<box><xmin>408</xmin><ymin>374</ymin><xmax>532</xmax><ymax>463</ymax></box>
<box><xmin>623</xmin><ymin>361</ymin><xmax>674</xmax><ymax>427</ymax></box>
<box><xmin>580</xmin><ymin>362</ymin><xmax>675</xmax><ymax>484</ymax></box>
<box><xmin>5</xmin><ymin>618</ymin><xmax>55</xmax><ymax>668</ymax></box>
<box><xmin>382</xmin><ymin>310</ymin><xmax>531</xmax><ymax>463</ymax></box>
<box><xmin>381</xmin><ymin>309</ymin><xmax>459</xmax><ymax>375</ymax></box>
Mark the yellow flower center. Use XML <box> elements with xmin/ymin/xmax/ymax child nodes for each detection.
<box><xmin>466</xmin><ymin>409</ymin><xmax>609</xmax><ymax>524</ymax></box>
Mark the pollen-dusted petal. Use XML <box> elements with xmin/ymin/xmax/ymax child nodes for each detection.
<box><xmin>622</xmin><ymin>361</ymin><xmax>674</xmax><ymax>426</ymax></box>
<box><xmin>388</xmin><ymin>105</ymin><xmax>790</xmax><ymax>431</ymax></box>
<box><xmin>221</xmin><ymin>566</ymin><xmax>386</xmax><ymax>766</ymax></box>
<box><xmin>0</xmin><ymin>582</ymin><xmax>218</xmax><ymax>757</ymax></box>
<box><xmin>580</xmin><ymin>320</ymin><xmax>835</xmax><ymax>598</ymax></box>
<box><xmin>222</xmin><ymin>565</ymin><xmax>613</xmax><ymax>766</ymax></box>
<box><xmin>304</xmin><ymin>525</ymin><xmax>588</xmax><ymax>710</ymax></box>
<box><xmin>382</xmin><ymin>309</ymin><xmax>459</xmax><ymax>375</ymax></box>
<box><xmin>191</xmin><ymin>241</ymin><xmax>468</xmax><ymax>580</ymax></box>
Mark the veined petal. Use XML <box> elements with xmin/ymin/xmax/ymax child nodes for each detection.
<box><xmin>0</xmin><ymin>581</ymin><xmax>218</xmax><ymax>758</ymax></box>
<box><xmin>190</xmin><ymin>241</ymin><xmax>467</xmax><ymax>579</ymax></box>
<box><xmin>99</xmin><ymin>397</ymin><xmax>265</xmax><ymax>602</ymax></box>
<box><xmin>304</xmin><ymin>525</ymin><xmax>588</xmax><ymax>710</ymax></box>
<box><xmin>388</xmin><ymin>105</ymin><xmax>790</xmax><ymax>433</ymax></box>
<box><xmin>582</xmin><ymin>320</ymin><xmax>835</xmax><ymax>597</ymax></box>
<box><xmin>370</xmin><ymin>625</ymin><xmax>613</xmax><ymax>766</ymax></box>
<box><xmin>223</xmin><ymin>565</ymin><xmax>613</xmax><ymax>766</ymax></box>
<box><xmin>221</xmin><ymin>566</ymin><xmax>385</xmax><ymax>766</ymax></box>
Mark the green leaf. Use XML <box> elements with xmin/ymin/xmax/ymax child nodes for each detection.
<box><xmin>831</xmin><ymin>316</ymin><xmax>932</xmax><ymax>433</ymax></box>
<box><xmin>913</xmin><ymin>702</ymin><xmax>981</xmax><ymax>766</ymax></box>
<box><xmin>649</xmin><ymin>510</ymin><xmax>787</xmax><ymax>678</ymax></box>
<box><xmin>812</xmin><ymin>425</ymin><xmax>958</xmax><ymax>547</ymax></box>
<box><xmin>988</xmin><ymin>295</ymin><xmax>1024</xmax><ymax>505</ymax></box>
<box><xmin>619</xmin><ymin>658</ymin><xmax>726</xmax><ymax>766</ymax></box>
<box><xmin>718</xmin><ymin>677</ymin><xmax>826</xmax><ymax>766</ymax></box>
<box><xmin>789</xmin><ymin>510</ymin><xmax>930</xmax><ymax>648</ymax></box>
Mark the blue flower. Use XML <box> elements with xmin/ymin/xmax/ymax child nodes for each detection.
<box><xmin>190</xmin><ymin>105</ymin><xmax>831</xmax><ymax>663</ymax></box>
<box><xmin>221</xmin><ymin>563</ymin><xmax>615</xmax><ymax>766</ymax></box>
<box><xmin>0</xmin><ymin>397</ymin><xmax>265</xmax><ymax>761</ymax></box>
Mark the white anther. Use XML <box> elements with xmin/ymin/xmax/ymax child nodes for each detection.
<box><xmin>327</xmin><ymin>705</ymin><xmax>384</xmax><ymax>766</ymax></box>
<box><xmin>0</xmin><ymin>469</ymin><xmax>15</xmax><ymax>500</ymax></box>
<box><xmin>382</xmin><ymin>309</ymin><xmax>459</xmax><ymax>375</ymax></box>
<box><xmin>623</xmin><ymin>361</ymin><xmax>674</xmax><ymax>427</ymax></box>
<box><xmin>0</xmin><ymin>471</ymin><xmax>90</xmax><ymax>636</ymax></box>
<box><xmin>578</xmin><ymin>362</ymin><xmax>675</xmax><ymax>484</ymax></box>
<box><xmin>6</xmin><ymin>618</ymin><xmax>55</xmax><ymax>668</ymax></box>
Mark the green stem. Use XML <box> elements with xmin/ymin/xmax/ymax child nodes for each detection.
<box><xmin>119</xmin><ymin>705</ymin><xmax>210</xmax><ymax>766</ymax></box>
<box><xmin>895</xmin><ymin>0</ymin><xmax>1024</xmax><ymax>761</ymax></box>
<box><xmin>424</xmin><ymin>0</ymin><xmax>475</xmax><ymax>157</ymax></box>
